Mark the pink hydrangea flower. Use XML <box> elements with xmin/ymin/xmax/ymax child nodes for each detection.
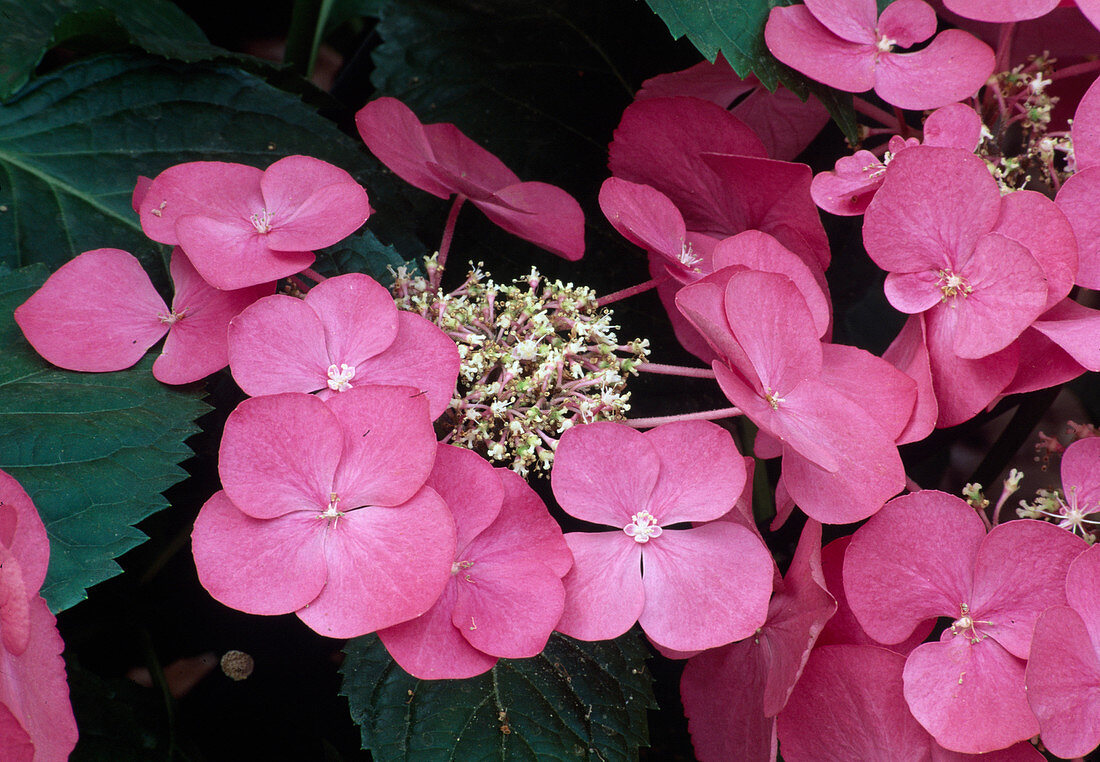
<box><xmin>765</xmin><ymin>0</ymin><xmax>995</xmax><ymax>110</ymax></box>
<box><xmin>227</xmin><ymin>272</ymin><xmax>460</xmax><ymax>419</ymax></box>
<box><xmin>15</xmin><ymin>248</ymin><xmax>271</xmax><ymax>384</ymax></box>
<box><xmin>945</xmin><ymin>0</ymin><xmax>1061</xmax><ymax>22</ymax></box>
<box><xmin>139</xmin><ymin>156</ymin><xmax>371</xmax><ymax>290</ymax></box>
<box><xmin>191</xmin><ymin>386</ymin><xmax>456</xmax><ymax>638</ymax></box>
<box><xmin>355</xmin><ymin>97</ymin><xmax>584</xmax><ymax>260</ymax></box>
<box><xmin>0</xmin><ymin>470</ymin><xmax>78</xmax><ymax>761</ymax></box>
<box><xmin>550</xmin><ymin>420</ymin><xmax>773</xmax><ymax>652</ymax></box>
<box><xmin>378</xmin><ymin>445</ymin><xmax>572</xmax><ymax>679</ymax></box>
<box><xmin>1056</xmin><ymin>73</ymin><xmax>1100</xmax><ymax>289</ymax></box>
<box><xmin>844</xmin><ymin>491</ymin><xmax>1088</xmax><ymax>753</ymax></box>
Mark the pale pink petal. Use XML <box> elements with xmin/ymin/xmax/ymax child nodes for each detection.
<box><xmin>878</xmin><ymin>0</ymin><xmax>938</xmax><ymax>46</ymax></box>
<box><xmin>639</xmin><ymin>523</ymin><xmax>772</xmax><ymax>652</ymax></box>
<box><xmin>227</xmin><ymin>294</ymin><xmax>331</xmax><ymax>395</ymax></box>
<box><xmin>643</xmin><ymin>421</ymin><xmax>746</xmax><ymax>525</ymax></box>
<box><xmin>1063</xmin><ymin>440</ymin><xmax>1100</xmax><ymax>528</ymax></box>
<box><xmin>818</xmin><ymin>343</ymin><xmax>917</xmax><ymax>444</ymax></box>
<box><xmin>301</xmin><ymin>273</ymin><xmax>399</xmax><ymax>368</ymax></box>
<box><xmin>883</xmin><ymin>269</ymin><xmax>946</xmax><ymax>314</ymax></box>
<box><xmin>379</xmin><ymin>580</ymin><xmax>496</xmax><ymax>679</ymax></box>
<box><xmin>219</xmin><ymin>393</ymin><xmax>341</xmax><ymax>520</ymax></box>
<box><xmin>15</xmin><ymin>248</ymin><xmax>167</xmax><ymax>372</ymax></box>
<box><xmin>0</xmin><ymin>472</ymin><xmax>50</xmax><ymax>593</ymax></box>
<box><xmin>970</xmin><ymin>519</ymin><xmax>1087</xmax><ymax>658</ymax></box>
<box><xmin>1072</xmin><ymin>73</ymin><xmax>1100</xmax><ymax>170</ymax></box>
<box><xmin>804</xmin><ymin>0</ymin><xmax>879</xmax><ymax>43</ymax></box>
<box><xmin>1025</xmin><ymin>605</ymin><xmax>1100</xmax><ymax>758</ymax></box>
<box><xmin>556</xmin><ymin>532</ymin><xmax>644</xmax><ymax>642</ymax></box>
<box><xmin>354</xmin><ymin>97</ymin><xmax>453</xmax><ymax>198</ymax></box>
<box><xmin>904</xmin><ymin>637</ymin><xmax>1037</xmax><ymax>753</ymax></box>
<box><xmin>765</xmin><ymin>6</ymin><xmax>877</xmax><ymax>93</ymax></box>
<box><xmin>139</xmin><ymin>161</ymin><xmax>264</xmax><ymax>244</ymax></box>
<box><xmin>1055</xmin><ymin>167</ymin><xmax>1100</xmax><ymax>289</ymax></box>
<box><xmin>0</xmin><ymin>552</ymin><xmax>29</xmax><ymax>656</ymax></box>
<box><xmin>191</xmin><ymin>491</ymin><xmax>327</xmax><ymax>615</ymax></box>
<box><xmin>297</xmin><ymin>486</ymin><xmax>455</xmax><ymax>638</ymax></box>
<box><xmin>875</xmin><ymin>32</ymin><xmax>995</xmax><ymax>110</ymax></box>
<box><xmin>494</xmin><ymin>469</ymin><xmax>573</xmax><ymax>578</ymax></box>
<box><xmin>326</xmin><ymin>385</ymin><xmax>437</xmax><ymax>508</ymax></box>
<box><xmin>1031</xmin><ymin>299</ymin><xmax>1100</xmax><ymax>371</ymax></box>
<box><xmin>992</xmin><ymin>190</ymin><xmax>1077</xmax><ymax>310</ymax></box>
<box><xmin>426</xmin><ymin>444</ymin><xmax>503</xmax><ymax>553</ymax></box>
<box><xmin>260</xmin><ymin>156</ymin><xmax>371</xmax><ymax>251</ymax></box>
<box><xmin>175</xmin><ymin>214</ymin><xmax>315</xmax><ymax>290</ymax></box>
<box><xmin>474</xmin><ymin>181</ymin><xmax>585</xmax><ymax>261</ymax></box>
<box><xmin>844</xmin><ymin>491</ymin><xmax>985</xmax><ymax>644</ymax></box>
<box><xmin>598</xmin><ymin>177</ymin><xmax>686</xmax><ymax>260</ymax></box>
<box><xmin>923</xmin><ymin>103</ymin><xmax>983</xmax><ymax>151</ymax></box>
<box><xmin>883</xmin><ymin>316</ymin><xmax>938</xmax><ymax>443</ymax></box>
<box><xmin>155</xmin><ymin>249</ymin><xmax>273</xmax><ymax>385</ymax></box>
<box><xmin>551</xmin><ymin>422</ymin><xmax>659</xmax><ymax>527</ymax></box>
<box><xmin>944</xmin><ymin>0</ymin><xmax>1060</xmax><ymax>21</ymax></box>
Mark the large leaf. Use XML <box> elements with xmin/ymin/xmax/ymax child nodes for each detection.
<box><xmin>0</xmin><ymin>0</ymin><xmax>223</xmax><ymax>100</ymax></box>
<box><xmin>314</xmin><ymin>228</ymin><xmax>412</xmax><ymax>285</ymax></box>
<box><xmin>341</xmin><ymin>632</ymin><xmax>655</xmax><ymax>761</ymax></box>
<box><xmin>0</xmin><ymin>265</ymin><xmax>209</xmax><ymax>613</ymax></box>
<box><xmin>0</xmin><ymin>53</ymin><xmax>426</xmax><ymax>286</ymax></box>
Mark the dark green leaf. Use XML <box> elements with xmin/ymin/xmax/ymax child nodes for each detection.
<box><xmin>0</xmin><ymin>265</ymin><xmax>209</xmax><ymax>613</ymax></box>
<box><xmin>314</xmin><ymin>228</ymin><xmax>411</xmax><ymax>285</ymax></box>
<box><xmin>341</xmin><ymin>632</ymin><xmax>655</xmax><ymax>761</ymax></box>
<box><xmin>0</xmin><ymin>0</ymin><xmax>223</xmax><ymax>100</ymax></box>
<box><xmin>0</xmin><ymin>53</ymin><xmax>425</xmax><ymax>286</ymax></box>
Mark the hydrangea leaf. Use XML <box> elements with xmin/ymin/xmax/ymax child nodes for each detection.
<box><xmin>340</xmin><ymin>631</ymin><xmax>655</xmax><ymax>761</ymax></box>
<box><xmin>0</xmin><ymin>264</ymin><xmax>209</xmax><ymax>613</ymax></box>
<box><xmin>0</xmin><ymin>53</ymin><xmax>424</xmax><ymax>286</ymax></box>
<box><xmin>314</xmin><ymin>228</ymin><xmax>413</xmax><ymax>286</ymax></box>
<box><xmin>640</xmin><ymin>0</ymin><xmax>859</xmax><ymax>142</ymax></box>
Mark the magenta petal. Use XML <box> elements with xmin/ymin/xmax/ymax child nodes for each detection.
<box><xmin>819</xmin><ymin>344</ymin><xmax>917</xmax><ymax>444</ymax></box>
<box><xmin>297</xmin><ymin>486</ymin><xmax>455</xmax><ymax>638</ymax></box>
<box><xmin>883</xmin><ymin>316</ymin><xmax>938</xmax><ymax>444</ymax></box>
<box><xmin>191</xmin><ymin>491</ymin><xmax>327</xmax><ymax>615</ymax></box>
<box><xmin>884</xmin><ymin>270</ymin><xmax>945</xmax><ymax>314</ymax></box>
<box><xmin>993</xmin><ymin>190</ymin><xmax>1077</xmax><ymax>310</ymax></box>
<box><xmin>878</xmin><ymin>0</ymin><xmax>938</xmax><ymax>47</ymax></box>
<box><xmin>0</xmin><ymin>553</ymin><xmax>30</xmax><ymax>656</ymax></box>
<box><xmin>427</xmin><ymin>444</ymin><xmax>503</xmax><ymax>553</ymax></box>
<box><xmin>219</xmin><ymin>393</ymin><xmax>341</xmax><ymax>519</ymax></box>
<box><xmin>556</xmin><ymin>532</ymin><xmax>644</xmax><ymax>642</ymax></box>
<box><xmin>139</xmin><ymin>161</ymin><xmax>264</xmax><ymax>245</ymax></box>
<box><xmin>495</xmin><ymin>469</ymin><xmax>573</xmax><ymax>578</ymax></box>
<box><xmin>552</xmin><ymin>422</ymin><xmax>659</xmax><ymax>527</ymax></box>
<box><xmin>923</xmin><ymin>103</ymin><xmax>983</xmax><ymax>151</ymax></box>
<box><xmin>765</xmin><ymin>6</ymin><xmax>877</xmax><ymax>94</ymax></box>
<box><xmin>260</xmin><ymin>156</ymin><xmax>371</xmax><ymax>251</ymax></box>
<box><xmin>643</xmin><ymin>421</ymin><xmax>746</xmax><ymax>525</ymax></box>
<box><xmin>732</xmin><ymin>85</ymin><xmax>830</xmax><ymax>162</ymax></box>
<box><xmin>474</xmin><ymin>181</ymin><xmax>585</xmax><ymax>261</ymax></box>
<box><xmin>904</xmin><ymin>637</ymin><xmax>1037</xmax><ymax>753</ymax></box>
<box><xmin>326</xmin><ymin>385</ymin><xmax>437</xmax><ymax>508</ymax></box>
<box><xmin>970</xmin><ymin>519</ymin><xmax>1087</xmax><ymax>658</ymax></box>
<box><xmin>844</xmin><ymin>491</ymin><xmax>985</xmax><ymax>644</ymax></box>
<box><xmin>1031</xmin><ymin>299</ymin><xmax>1100</xmax><ymax>371</ymax></box>
<box><xmin>355</xmin><ymin>98</ymin><xmax>453</xmax><ymax>199</ymax></box>
<box><xmin>378</xmin><ymin>581</ymin><xmax>497</xmax><ymax>679</ymax></box>
<box><xmin>1063</xmin><ymin>439</ymin><xmax>1100</xmax><ymax>528</ymax></box>
<box><xmin>1056</xmin><ymin>167</ymin><xmax>1100</xmax><ymax>289</ymax></box>
<box><xmin>944</xmin><ymin>0</ymin><xmax>1060</xmax><ymax>21</ymax></box>
<box><xmin>673</xmin><ymin>276</ymin><xmax>748</xmax><ymax>363</ymax></box>
<box><xmin>0</xmin><ymin>703</ymin><xmax>33</xmax><ymax>762</ymax></box>
<box><xmin>1073</xmin><ymin>74</ymin><xmax>1100</xmax><ymax>170</ymax></box>
<box><xmin>639</xmin><ymin>523</ymin><xmax>772</xmax><ymax>652</ymax></box>
<box><xmin>15</xmin><ymin>248</ymin><xmax>167</xmax><ymax>372</ymax></box>
<box><xmin>925</xmin><ymin>310</ymin><xmax>1018</xmax><ymax>427</ymax></box>
<box><xmin>874</xmin><ymin>32</ymin><xmax>995</xmax><ymax>110</ymax></box>
<box><xmin>302</xmin><ymin>273</ymin><xmax>399</xmax><ymax>368</ymax></box>
<box><xmin>1000</xmin><ymin>328</ymin><xmax>1085</xmax><ymax>396</ymax></box>
<box><xmin>422</xmin><ymin>122</ymin><xmax>519</xmax><ymax>191</ymax></box>
<box><xmin>1026</xmin><ymin>605</ymin><xmax>1100</xmax><ymax>758</ymax></box>
<box><xmin>804</xmin><ymin>0</ymin><xmax>879</xmax><ymax>43</ymax></box>
<box><xmin>227</xmin><ymin>294</ymin><xmax>332</xmax><ymax>395</ymax></box>
<box><xmin>598</xmin><ymin>177</ymin><xmax>686</xmax><ymax>259</ymax></box>
<box><xmin>0</xmin><ymin>472</ymin><xmax>48</xmax><ymax>593</ymax></box>
<box><xmin>811</xmin><ymin>160</ymin><xmax>884</xmax><ymax>216</ymax></box>
<box><xmin>176</xmin><ymin>214</ymin><xmax>315</xmax><ymax>290</ymax></box>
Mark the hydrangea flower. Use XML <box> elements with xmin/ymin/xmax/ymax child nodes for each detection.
<box><xmin>945</xmin><ymin>0</ymin><xmax>1060</xmax><ymax>22</ymax></box>
<box><xmin>15</xmin><ymin>248</ymin><xmax>271</xmax><ymax>384</ymax></box>
<box><xmin>550</xmin><ymin>420</ymin><xmax>773</xmax><ymax>652</ymax></box>
<box><xmin>139</xmin><ymin>156</ymin><xmax>370</xmax><ymax>290</ymax></box>
<box><xmin>227</xmin><ymin>272</ymin><xmax>460</xmax><ymax>419</ymax></box>
<box><xmin>191</xmin><ymin>386</ymin><xmax>456</xmax><ymax>638</ymax></box>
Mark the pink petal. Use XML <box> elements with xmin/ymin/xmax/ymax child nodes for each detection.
<box><xmin>732</xmin><ymin>86</ymin><xmax>830</xmax><ymax>162</ymax></box>
<box><xmin>191</xmin><ymin>490</ymin><xmax>327</xmax><ymax>614</ymax></box>
<box><xmin>672</xmin><ymin>274</ymin><xmax>748</xmax><ymax>364</ymax></box>
<box><xmin>354</xmin><ymin>97</ymin><xmax>453</xmax><ymax>199</ymax></box>
<box><xmin>556</xmin><ymin>532</ymin><xmax>645</xmax><ymax>642</ymax></box>
<box><xmin>551</xmin><ymin>422</ymin><xmax>659</xmax><ymax>527</ymax></box>
<box><xmin>903</xmin><ymin>637</ymin><xmax>1037</xmax><ymax>753</ymax></box>
<box><xmin>598</xmin><ymin>177</ymin><xmax>686</xmax><ymax>260</ymax></box>
<box><xmin>811</xmin><ymin>157</ymin><xmax>886</xmax><ymax>216</ymax></box>
<box><xmin>0</xmin><ymin>552</ymin><xmax>30</xmax><ymax>656</ymax></box>
<box><xmin>1063</xmin><ymin>440</ymin><xmax>1100</xmax><ymax>531</ymax></box>
<box><xmin>494</xmin><ymin>469</ymin><xmax>573</xmax><ymax>578</ymax></box>
<box><xmin>154</xmin><ymin>249</ymin><xmax>272</xmax><ymax>385</ymax></box>
<box><xmin>818</xmin><ymin>343</ymin><xmax>917</xmax><ymax>444</ymax></box>
<box><xmin>884</xmin><ymin>269</ymin><xmax>947</xmax><ymax>314</ymax></box>
<box><xmin>999</xmin><ymin>327</ymin><xmax>1086</xmax><ymax>396</ymax></box>
<box><xmin>0</xmin><ymin>702</ymin><xmax>33</xmax><ymax>762</ymax></box>
<box><xmin>970</xmin><ymin>518</ymin><xmax>1088</xmax><ymax>658</ymax></box>
<box><xmin>474</xmin><ymin>181</ymin><xmax>585</xmax><ymax>261</ymax></box>
<box><xmin>175</xmin><ymin>214</ymin><xmax>315</xmax><ymax>290</ymax></box>
<box><xmin>883</xmin><ymin>316</ymin><xmax>938</xmax><ymax>444</ymax></box>
<box><xmin>131</xmin><ymin>175</ymin><xmax>152</xmax><ymax>213</ymax></box>
<box><xmin>804</xmin><ymin>0</ymin><xmax>879</xmax><ymax>44</ymax></box>
<box><xmin>944</xmin><ymin>0</ymin><xmax>1060</xmax><ymax>21</ymax></box>
<box><xmin>226</xmin><ymin>294</ymin><xmax>332</xmax><ymax>395</ymax></box>
<box><xmin>1025</xmin><ymin>605</ymin><xmax>1100</xmax><ymax>758</ymax></box>
<box><xmin>925</xmin><ymin>310</ymin><xmax>1018</xmax><ymax>427</ymax></box>
<box><xmin>639</xmin><ymin>523</ymin><xmax>772</xmax><ymax>652</ymax></box>
<box><xmin>1071</xmin><ymin>73</ymin><xmax>1100</xmax><ymax>170</ymax></box>
<box><xmin>219</xmin><ymin>393</ymin><xmax>341</xmax><ymax>520</ymax></box>
<box><xmin>874</xmin><ymin>31</ymin><xmax>995</xmax><ymax>110</ymax></box>
<box><xmin>14</xmin><ymin>248</ymin><xmax>167</xmax><ymax>372</ymax></box>
<box><xmin>765</xmin><ymin>6</ymin><xmax>877</xmax><ymax>94</ymax></box>
<box><xmin>1030</xmin><ymin>298</ymin><xmax>1100</xmax><ymax>371</ymax></box>
<box><xmin>922</xmin><ymin>103</ymin><xmax>983</xmax><ymax>151</ymax></box>
<box><xmin>297</xmin><ymin>486</ymin><xmax>455</xmax><ymax>637</ymax></box>
<box><xmin>1055</xmin><ymin>167</ymin><xmax>1100</xmax><ymax>289</ymax></box>
<box><xmin>844</xmin><ymin>491</ymin><xmax>985</xmax><ymax>644</ymax></box>
<box><xmin>302</xmin><ymin>273</ymin><xmax>399</xmax><ymax>368</ymax></box>
<box><xmin>260</xmin><ymin>156</ymin><xmax>371</xmax><ymax>251</ymax></box>
<box><xmin>326</xmin><ymin>385</ymin><xmax>437</xmax><ymax>508</ymax></box>
<box><xmin>878</xmin><ymin>0</ymin><xmax>938</xmax><ymax>46</ymax></box>
<box><xmin>139</xmin><ymin>161</ymin><xmax>264</xmax><ymax>245</ymax></box>
<box><xmin>992</xmin><ymin>190</ymin><xmax>1077</xmax><ymax>310</ymax></box>
<box><xmin>426</xmin><ymin>444</ymin><xmax>503</xmax><ymax>554</ymax></box>
<box><xmin>0</xmin><ymin>471</ymin><xmax>49</xmax><ymax>594</ymax></box>
<box><xmin>642</xmin><ymin>421</ymin><xmax>746</xmax><ymax>525</ymax></box>
<box><xmin>422</xmin><ymin>122</ymin><xmax>520</xmax><ymax>194</ymax></box>
<box><xmin>378</xmin><ymin>581</ymin><xmax>497</xmax><ymax>679</ymax></box>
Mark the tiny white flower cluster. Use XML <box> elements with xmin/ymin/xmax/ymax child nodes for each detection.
<box><xmin>391</xmin><ymin>256</ymin><xmax>650</xmax><ymax>476</ymax></box>
<box><xmin>1018</xmin><ymin>487</ymin><xmax>1100</xmax><ymax>544</ymax></box>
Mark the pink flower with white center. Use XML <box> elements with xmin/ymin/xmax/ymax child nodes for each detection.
<box><xmin>0</xmin><ymin>470</ymin><xmax>78</xmax><ymax>761</ymax></box>
<box><xmin>227</xmin><ymin>273</ymin><xmax>460</xmax><ymax>419</ymax></box>
<box><xmin>550</xmin><ymin>420</ymin><xmax>773</xmax><ymax>652</ymax></box>
<box><xmin>355</xmin><ymin>97</ymin><xmax>584</xmax><ymax>261</ymax></box>
<box><xmin>190</xmin><ymin>386</ymin><xmax>456</xmax><ymax>638</ymax></box>
<box><xmin>378</xmin><ymin>445</ymin><xmax>572</xmax><ymax>679</ymax></box>
<box><xmin>1026</xmin><ymin>542</ymin><xmax>1100</xmax><ymax>758</ymax></box>
<box><xmin>15</xmin><ymin>248</ymin><xmax>271</xmax><ymax>384</ymax></box>
<box><xmin>765</xmin><ymin>0</ymin><xmax>994</xmax><ymax>110</ymax></box>
<box><xmin>139</xmin><ymin>156</ymin><xmax>370</xmax><ymax>290</ymax></box>
<box><xmin>1024</xmin><ymin>436</ymin><xmax>1100</xmax><ymax>539</ymax></box>
<box><xmin>844</xmin><ymin>490</ymin><xmax>1088</xmax><ymax>753</ymax></box>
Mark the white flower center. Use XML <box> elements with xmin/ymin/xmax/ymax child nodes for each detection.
<box><xmin>326</xmin><ymin>363</ymin><xmax>356</xmax><ymax>392</ymax></box>
<box><xmin>623</xmin><ymin>510</ymin><xmax>663</xmax><ymax>543</ymax></box>
<box><xmin>949</xmin><ymin>603</ymin><xmax>993</xmax><ymax>644</ymax></box>
<box><xmin>677</xmin><ymin>240</ymin><xmax>702</xmax><ymax>269</ymax></box>
<box><xmin>876</xmin><ymin>35</ymin><xmax>896</xmax><ymax>53</ymax></box>
<box><xmin>250</xmin><ymin>209</ymin><xmax>274</xmax><ymax>234</ymax></box>
<box><xmin>320</xmin><ymin>492</ymin><xmax>343</xmax><ymax>523</ymax></box>
<box><xmin>937</xmin><ymin>269</ymin><xmax>973</xmax><ymax>303</ymax></box>
<box><xmin>158</xmin><ymin>307</ymin><xmax>187</xmax><ymax>325</ymax></box>
<box><xmin>764</xmin><ymin>387</ymin><xmax>785</xmax><ymax>410</ymax></box>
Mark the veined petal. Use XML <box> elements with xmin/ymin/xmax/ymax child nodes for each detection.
<box><xmin>175</xmin><ymin>214</ymin><xmax>314</xmax><ymax>290</ymax></box>
<box><xmin>260</xmin><ymin>156</ymin><xmax>371</xmax><ymax>251</ymax></box>
<box><xmin>643</xmin><ymin>421</ymin><xmax>746</xmax><ymax>525</ymax></box>
<box><xmin>302</xmin><ymin>273</ymin><xmax>399</xmax><ymax>368</ymax></box>
<box><xmin>227</xmin><ymin>294</ymin><xmax>332</xmax><ymax>396</ymax></box>
<box><xmin>765</xmin><ymin>6</ymin><xmax>877</xmax><ymax>93</ymax></box>
<box><xmin>474</xmin><ymin>181</ymin><xmax>585</xmax><ymax>261</ymax></box>
<box><xmin>598</xmin><ymin>177</ymin><xmax>687</xmax><ymax>261</ymax></box>
<box><xmin>874</xmin><ymin>31</ymin><xmax>994</xmax><ymax>110</ymax></box>
<box><xmin>877</xmin><ymin>0</ymin><xmax>937</xmax><ymax>47</ymax></box>
<box><xmin>804</xmin><ymin>0</ymin><xmax>878</xmax><ymax>44</ymax></box>
<box><xmin>556</xmin><ymin>532</ymin><xmax>645</xmax><ymax>642</ymax></box>
<box><xmin>354</xmin><ymin>97</ymin><xmax>453</xmax><ymax>199</ymax></box>
<box><xmin>139</xmin><ymin>161</ymin><xmax>264</xmax><ymax>245</ymax></box>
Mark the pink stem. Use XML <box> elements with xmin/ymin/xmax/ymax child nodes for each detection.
<box><xmin>288</xmin><ymin>275</ymin><xmax>309</xmax><ymax>291</ymax></box>
<box><xmin>1052</xmin><ymin>59</ymin><xmax>1100</xmax><ymax>81</ymax></box>
<box><xmin>596</xmin><ymin>277</ymin><xmax>664</xmax><ymax>307</ymax></box>
<box><xmin>637</xmin><ymin>362</ymin><xmax>716</xmax><ymax>379</ymax></box>
<box><xmin>625</xmin><ymin>406</ymin><xmax>742</xmax><ymax>429</ymax></box>
<box><xmin>893</xmin><ymin>107</ymin><xmax>911</xmax><ymax>140</ymax></box>
<box><xmin>905</xmin><ymin>475</ymin><xmax>922</xmax><ymax>493</ymax></box>
<box><xmin>853</xmin><ymin>97</ymin><xmax>901</xmax><ymax>129</ymax></box>
<box><xmin>994</xmin><ymin>22</ymin><xmax>1016</xmax><ymax>75</ymax></box>
<box><xmin>300</xmin><ymin>267</ymin><xmax>327</xmax><ymax>283</ymax></box>
<box><xmin>434</xmin><ymin>194</ymin><xmax>467</xmax><ymax>288</ymax></box>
